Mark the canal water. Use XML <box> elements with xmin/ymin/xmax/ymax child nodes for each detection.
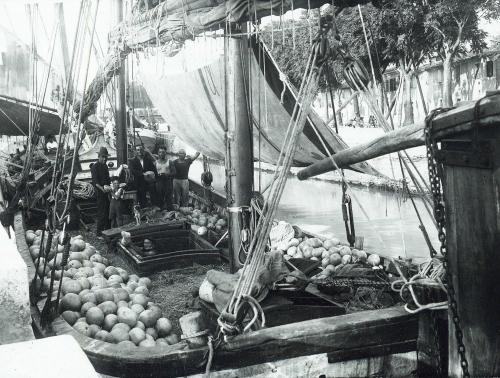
<box><xmin>187</xmin><ymin>160</ymin><xmax>437</xmax><ymax>264</ymax></box>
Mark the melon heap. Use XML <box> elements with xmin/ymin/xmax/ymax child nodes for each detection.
<box><xmin>275</xmin><ymin>234</ymin><xmax>382</xmax><ymax>277</ymax></box>
<box><xmin>179</xmin><ymin>205</ymin><xmax>228</xmax><ymax>232</ymax></box>
<box><xmin>26</xmin><ymin>229</ymin><xmax>179</xmax><ymax>348</ymax></box>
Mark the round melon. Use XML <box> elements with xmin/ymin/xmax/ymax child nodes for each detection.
<box><xmin>321</xmin><ymin>257</ymin><xmax>330</xmax><ymax>267</ymax></box>
<box><xmin>138</xmin><ymin>338</ymin><xmax>156</xmax><ymax>348</ymax></box>
<box><xmin>339</xmin><ymin>246</ymin><xmax>352</xmax><ymax>256</ymax></box>
<box><xmin>155</xmin><ymin>318</ymin><xmax>172</xmax><ymax>337</ymax></box>
<box><xmin>69</xmin><ymin>252</ymin><xmax>85</xmax><ymax>261</ymax></box>
<box><xmin>130</xmin><ymin>303</ymin><xmax>145</xmax><ymax>315</ymax></box>
<box><xmin>132</xmin><ymin>294</ymin><xmax>149</xmax><ymax>308</ymax></box>
<box><xmin>73</xmin><ymin>322</ymin><xmax>89</xmax><ymax>335</ymax></box>
<box><xmin>61</xmin><ymin>311</ymin><xmax>79</xmax><ymax>326</ymax></box>
<box><xmin>65</xmin><ymin>268</ymin><xmax>78</xmax><ymax>279</ymax></box>
<box><xmin>117</xmin><ymin>300</ymin><xmax>129</xmax><ymax>308</ymax></box>
<box><xmin>26</xmin><ymin>231</ymin><xmax>36</xmax><ymax>245</ymax></box>
<box><xmin>165</xmin><ymin>333</ymin><xmax>180</xmax><ymax>345</ymax></box>
<box><xmin>90</xmin><ymin>254</ymin><xmax>103</xmax><ymax>264</ymax></box>
<box><xmin>329</xmin><ymin>253</ymin><xmax>342</xmax><ymax>266</ymax></box>
<box><xmin>116</xmin><ymin>268</ymin><xmax>129</xmax><ymax>283</ymax></box>
<box><xmin>110</xmin><ymin>327</ymin><xmax>130</xmax><ymax>342</ymax></box>
<box><xmin>70</xmin><ymin>239</ymin><xmax>86</xmax><ymax>252</ymax></box>
<box><xmin>108</xmin><ymin>274</ymin><xmax>123</xmax><ymax>286</ymax></box>
<box><xmin>29</xmin><ymin>246</ymin><xmax>40</xmax><ymax>260</ymax></box>
<box><xmin>136</xmin><ymin>321</ymin><xmax>146</xmax><ymax>330</ymax></box>
<box><xmin>79</xmin><ymin>289</ymin><xmax>90</xmax><ymax>298</ymax></box>
<box><xmin>87</xmin><ymin>324</ymin><xmax>101</xmax><ymax>338</ymax></box>
<box><xmin>98</xmin><ymin>301</ymin><xmax>118</xmax><ymax>316</ymax></box>
<box><xmin>60</xmin><ymin>293</ymin><xmax>82</xmax><ymax>312</ymax></box>
<box><xmin>342</xmin><ymin>254</ymin><xmax>352</xmax><ymax>265</ymax></box>
<box><xmin>103</xmin><ymin>314</ymin><xmax>119</xmax><ymax>332</ymax></box>
<box><xmin>82</xmin><ymin>260</ymin><xmax>93</xmax><ymax>268</ymax></box>
<box><xmin>86</xmin><ymin>306</ymin><xmax>105</xmax><ymax>326</ymax></box>
<box><xmin>95</xmin><ymin>288</ymin><xmax>114</xmax><ymax>304</ymax></box>
<box><xmin>134</xmin><ymin>286</ymin><xmax>149</xmax><ymax>296</ymax></box>
<box><xmin>113</xmin><ymin>288</ymin><xmax>130</xmax><ymax>302</ymax></box>
<box><xmin>367</xmin><ymin>253</ymin><xmax>381</xmax><ymax>266</ymax></box>
<box><xmin>145</xmin><ymin>327</ymin><xmax>158</xmax><ymax>340</ymax></box>
<box><xmin>127</xmin><ymin>282</ymin><xmax>139</xmax><ymax>292</ymax></box>
<box><xmin>117</xmin><ymin>307</ymin><xmax>138</xmax><ymax>328</ymax></box>
<box><xmin>128</xmin><ymin>274</ymin><xmax>140</xmax><ymax>283</ymax></box>
<box><xmin>138</xmin><ymin>277</ymin><xmax>152</xmax><ymax>289</ymax></box>
<box><xmin>77</xmin><ymin>277</ymin><xmax>91</xmax><ymax>291</ymax></box>
<box><xmin>80</xmin><ymin>292</ymin><xmax>97</xmax><ymax>304</ymax></box>
<box><xmin>129</xmin><ymin>327</ymin><xmax>146</xmax><ymax>345</ymax></box>
<box><xmin>68</xmin><ymin>260</ymin><xmax>82</xmax><ymax>269</ymax></box>
<box><xmin>61</xmin><ymin>279</ymin><xmax>82</xmax><ymax>295</ymax></box>
<box><xmin>94</xmin><ymin>329</ymin><xmax>112</xmax><ymax>342</ymax></box>
<box><xmin>112</xmin><ymin>323</ymin><xmax>131</xmax><ymax>333</ymax></box>
<box><xmin>138</xmin><ymin>310</ymin><xmax>157</xmax><ymax>328</ymax></box>
<box><xmin>104</xmin><ymin>266</ymin><xmax>119</xmax><ymax>279</ymax></box>
<box><xmin>80</xmin><ymin>302</ymin><xmax>96</xmax><ymax>316</ymax></box>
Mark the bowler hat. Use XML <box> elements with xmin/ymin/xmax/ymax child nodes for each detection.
<box><xmin>98</xmin><ymin>147</ymin><xmax>109</xmax><ymax>157</ymax></box>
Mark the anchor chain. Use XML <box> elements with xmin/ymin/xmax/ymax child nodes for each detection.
<box><xmin>425</xmin><ymin>108</ymin><xmax>470</xmax><ymax>378</ymax></box>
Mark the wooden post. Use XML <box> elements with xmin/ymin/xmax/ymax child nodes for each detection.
<box><xmin>114</xmin><ymin>0</ymin><xmax>128</xmax><ymax>165</ymax></box>
<box><xmin>439</xmin><ymin>123</ymin><xmax>500</xmax><ymax>377</ymax></box>
<box><xmin>224</xmin><ymin>23</ymin><xmax>253</xmax><ymax>273</ymax></box>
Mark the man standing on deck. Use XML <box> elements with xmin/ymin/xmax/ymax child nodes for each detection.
<box><xmin>129</xmin><ymin>144</ymin><xmax>158</xmax><ymax>208</ymax></box>
<box><xmin>155</xmin><ymin>146</ymin><xmax>175</xmax><ymax>210</ymax></box>
<box><xmin>173</xmin><ymin>149</ymin><xmax>200</xmax><ymax>207</ymax></box>
<box><xmin>91</xmin><ymin>147</ymin><xmax>111</xmax><ymax>238</ymax></box>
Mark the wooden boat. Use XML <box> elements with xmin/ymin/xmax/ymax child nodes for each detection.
<box><xmin>0</xmin><ymin>94</ymin><xmax>62</xmax><ymax>136</ymax></box>
<box><xmin>13</xmin><ymin>206</ymin><xmax>420</xmax><ymax>377</ymax></box>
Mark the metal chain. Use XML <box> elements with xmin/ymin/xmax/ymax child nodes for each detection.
<box><xmin>424</xmin><ymin>108</ymin><xmax>470</xmax><ymax>378</ymax></box>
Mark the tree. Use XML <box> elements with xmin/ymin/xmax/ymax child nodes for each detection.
<box><xmin>424</xmin><ymin>0</ymin><xmax>500</xmax><ymax>107</ymax></box>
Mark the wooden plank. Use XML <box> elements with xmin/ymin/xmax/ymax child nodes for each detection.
<box><xmin>297</xmin><ymin>95</ymin><xmax>500</xmax><ymax>180</ymax></box>
<box><xmin>327</xmin><ymin>339</ymin><xmax>416</xmax><ymax>362</ymax></box>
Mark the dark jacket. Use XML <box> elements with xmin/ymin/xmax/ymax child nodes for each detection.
<box><xmin>128</xmin><ymin>152</ymin><xmax>157</xmax><ymax>188</ymax></box>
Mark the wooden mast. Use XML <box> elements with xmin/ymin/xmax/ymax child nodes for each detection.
<box><xmin>225</xmin><ymin>22</ymin><xmax>253</xmax><ymax>273</ymax></box>
<box><xmin>55</xmin><ymin>2</ymin><xmax>70</xmax><ymax>84</ymax></box>
<box><xmin>114</xmin><ymin>0</ymin><xmax>128</xmax><ymax>165</ymax></box>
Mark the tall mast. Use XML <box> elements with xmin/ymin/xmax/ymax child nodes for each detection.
<box><xmin>114</xmin><ymin>0</ymin><xmax>128</xmax><ymax>164</ymax></box>
<box><xmin>225</xmin><ymin>22</ymin><xmax>254</xmax><ymax>273</ymax></box>
<box><xmin>55</xmin><ymin>2</ymin><xmax>70</xmax><ymax>83</ymax></box>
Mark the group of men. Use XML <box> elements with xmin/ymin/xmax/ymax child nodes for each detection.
<box><xmin>91</xmin><ymin>145</ymin><xmax>199</xmax><ymax>237</ymax></box>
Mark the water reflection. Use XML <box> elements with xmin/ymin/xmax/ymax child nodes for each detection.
<box><xmin>188</xmin><ymin>160</ymin><xmax>436</xmax><ymax>263</ymax></box>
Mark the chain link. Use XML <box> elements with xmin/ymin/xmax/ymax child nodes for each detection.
<box><xmin>424</xmin><ymin>108</ymin><xmax>470</xmax><ymax>378</ymax></box>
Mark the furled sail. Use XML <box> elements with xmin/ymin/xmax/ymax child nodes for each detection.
<box><xmin>138</xmin><ymin>37</ymin><xmax>381</xmax><ymax>174</ymax></box>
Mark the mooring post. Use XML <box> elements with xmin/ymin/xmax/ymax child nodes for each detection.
<box><xmin>224</xmin><ymin>23</ymin><xmax>253</xmax><ymax>273</ymax></box>
<box><xmin>437</xmin><ymin>111</ymin><xmax>500</xmax><ymax>376</ymax></box>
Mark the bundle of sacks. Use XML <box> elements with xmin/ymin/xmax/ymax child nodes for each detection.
<box><xmin>25</xmin><ymin>229</ymin><xmax>179</xmax><ymax>348</ymax></box>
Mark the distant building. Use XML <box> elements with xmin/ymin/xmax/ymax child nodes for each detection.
<box><xmin>315</xmin><ymin>49</ymin><xmax>500</xmax><ymax>126</ymax></box>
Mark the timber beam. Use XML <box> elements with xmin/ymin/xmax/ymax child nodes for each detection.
<box><xmin>298</xmin><ymin>95</ymin><xmax>500</xmax><ymax>180</ymax></box>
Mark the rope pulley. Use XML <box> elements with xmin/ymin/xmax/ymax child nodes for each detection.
<box><xmin>343</xmin><ymin>57</ymin><xmax>371</xmax><ymax>92</ymax></box>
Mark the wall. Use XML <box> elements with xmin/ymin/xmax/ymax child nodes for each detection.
<box><xmin>313</xmin><ymin>53</ymin><xmax>500</xmax><ymax>127</ymax></box>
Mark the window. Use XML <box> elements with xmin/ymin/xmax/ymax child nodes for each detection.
<box><xmin>486</xmin><ymin>60</ymin><xmax>494</xmax><ymax>78</ymax></box>
<box><xmin>389</xmin><ymin>77</ymin><xmax>398</xmax><ymax>92</ymax></box>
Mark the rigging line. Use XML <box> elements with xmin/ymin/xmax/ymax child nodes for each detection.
<box><xmin>50</xmin><ymin>0</ymin><xmax>85</xmax><ymax>199</ymax></box>
<box><xmin>61</xmin><ymin>0</ymin><xmax>100</xmax><ymax>219</ymax></box>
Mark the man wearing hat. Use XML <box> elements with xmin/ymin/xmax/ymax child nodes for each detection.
<box><xmin>173</xmin><ymin>149</ymin><xmax>200</xmax><ymax>207</ymax></box>
<box><xmin>128</xmin><ymin>144</ymin><xmax>158</xmax><ymax>208</ymax></box>
<box><xmin>91</xmin><ymin>147</ymin><xmax>111</xmax><ymax>237</ymax></box>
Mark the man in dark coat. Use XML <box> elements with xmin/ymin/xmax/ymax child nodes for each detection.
<box><xmin>91</xmin><ymin>147</ymin><xmax>111</xmax><ymax>237</ymax></box>
<box><xmin>128</xmin><ymin>144</ymin><xmax>158</xmax><ymax>208</ymax></box>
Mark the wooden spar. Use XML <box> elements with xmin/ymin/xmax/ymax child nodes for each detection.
<box><xmin>225</xmin><ymin>23</ymin><xmax>253</xmax><ymax>273</ymax></box>
<box><xmin>297</xmin><ymin>95</ymin><xmax>500</xmax><ymax>180</ymax></box>
<box><xmin>114</xmin><ymin>0</ymin><xmax>128</xmax><ymax>165</ymax></box>
<box><xmin>55</xmin><ymin>2</ymin><xmax>70</xmax><ymax>83</ymax></box>
<box><xmin>78</xmin><ymin>0</ymin><xmax>371</xmax><ymax>121</ymax></box>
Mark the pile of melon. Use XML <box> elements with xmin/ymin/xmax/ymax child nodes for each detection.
<box><xmin>25</xmin><ymin>229</ymin><xmax>179</xmax><ymax>348</ymax></box>
<box><xmin>278</xmin><ymin>236</ymin><xmax>382</xmax><ymax>276</ymax></box>
<box><xmin>179</xmin><ymin>206</ymin><xmax>227</xmax><ymax>232</ymax></box>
